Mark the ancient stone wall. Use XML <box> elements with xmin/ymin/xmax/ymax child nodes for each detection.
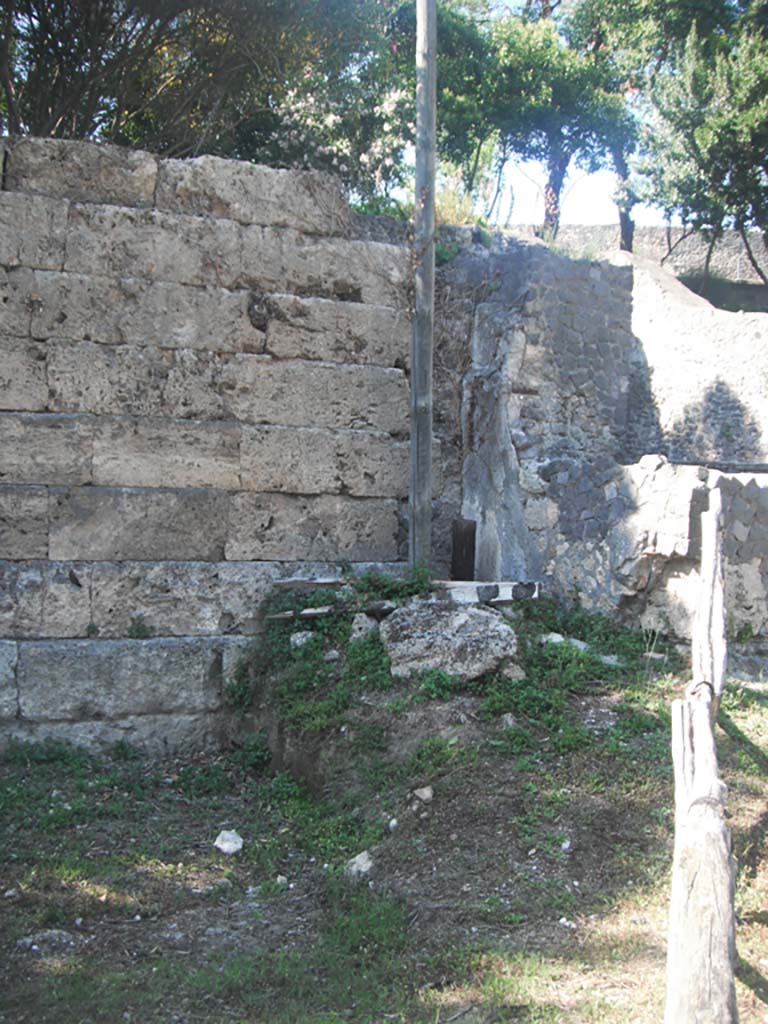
<box><xmin>436</xmin><ymin>237</ymin><xmax>768</xmax><ymax>639</ymax></box>
<box><xmin>0</xmin><ymin>138</ymin><xmax>413</xmax><ymax>752</ymax></box>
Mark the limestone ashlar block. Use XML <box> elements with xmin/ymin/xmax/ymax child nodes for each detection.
<box><xmin>0</xmin><ymin>267</ymin><xmax>33</xmax><ymax>336</ymax></box>
<box><xmin>156</xmin><ymin>155</ymin><xmax>351</xmax><ymax>236</ymax></box>
<box><xmin>264</xmin><ymin>294</ymin><xmax>409</xmax><ymax>367</ymax></box>
<box><xmin>0</xmin><ymin>485</ymin><xmax>49</xmax><ymax>558</ymax></box>
<box><xmin>226</xmin><ymin>492</ymin><xmax>401</xmax><ymax>561</ymax></box>
<box><xmin>89</xmin><ymin>560</ymin><xmax>287</xmax><ymax>637</ymax></box>
<box><xmin>19</xmin><ymin>268</ymin><xmax>262</xmax><ymax>352</ymax></box>
<box><xmin>5</xmin><ymin>137</ymin><xmax>158</xmax><ymax>207</ymax></box>
<box><xmin>49</xmin><ymin>486</ymin><xmax>229</xmax><ymax>561</ymax></box>
<box><xmin>0</xmin><ymin>336</ymin><xmax>48</xmax><ymax>411</ymax></box>
<box><xmin>0</xmin><ymin>561</ymin><xmax>92</xmax><ymax>638</ymax></box>
<box><xmin>0</xmin><ymin>413</ymin><xmax>93</xmax><ymax>485</ymax></box>
<box><xmin>47</xmin><ymin>340</ymin><xmax>233</xmax><ymax>420</ymax></box>
<box><xmin>17</xmin><ymin>637</ymin><xmax>224</xmax><ymax>721</ymax></box>
<box><xmin>221</xmin><ymin>357</ymin><xmax>408</xmax><ymax>434</ymax></box>
<box><xmin>92</xmin><ymin>417</ymin><xmax>241</xmax><ymax>490</ymax></box>
<box><xmin>0</xmin><ymin>192</ymin><xmax>67</xmax><ymax>270</ymax></box>
<box><xmin>1</xmin><ymin>712</ymin><xmax>223</xmax><ymax>755</ymax></box>
<box><xmin>0</xmin><ymin>640</ymin><xmax>18</xmax><ymax>720</ymax></box>
<box><xmin>63</xmin><ymin>203</ymin><xmax>242</xmax><ymax>287</ymax></box>
<box><xmin>241</xmin><ymin>227</ymin><xmax>407</xmax><ymax>307</ymax></box>
<box><xmin>240</xmin><ymin>425</ymin><xmax>409</xmax><ymax>498</ymax></box>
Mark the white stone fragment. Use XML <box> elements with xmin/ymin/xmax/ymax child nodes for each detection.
<box><xmin>413</xmin><ymin>785</ymin><xmax>434</xmax><ymax>804</ymax></box>
<box><xmin>214</xmin><ymin>829</ymin><xmax>243</xmax><ymax>855</ymax></box>
<box><xmin>345</xmin><ymin>850</ymin><xmax>374</xmax><ymax>878</ymax></box>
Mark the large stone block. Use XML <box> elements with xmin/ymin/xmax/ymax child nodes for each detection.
<box><xmin>92</xmin><ymin>417</ymin><xmax>241</xmax><ymax>490</ymax></box>
<box><xmin>0</xmin><ymin>192</ymin><xmax>67</xmax><ymax>270</ymax></box>
<box><xmin>241</xmin><ymin>228</ymin><xmax>407</xmax><ymax>306</ymax></box>
<box><xmin>226</xmin><ymin>493</ymin><xmax>401</xmax><ymax>561</ymax></box>
<box><xmin>49</xmin><ymin>487</ymin><xmax>229</xmax><ymax>561</ymax></box>
<box><xmin>89</xmin><ymin>560</ymin><xmax>285</xmax><ymax>637</ymax></box>
<box><xmin>63</xmin><ymin>204</ymin><xmax>242</xmax><ymax>287</ymax></box>
<box><xmin>0</xmin><ymin>561</ymin><xmax>92</xmax><ymax>638</ymax></box>
<box><xmin>5</xmin><ymin>138</ymin><xmax>158</xmax><ymax>207</ymax></box>
<box><xmin>240</xmin><ymin>425</ymin><xmax>409</xmax><ymax>498</ymax></box>
<box><xmin>0</xmin><ymin>267</ymin><xmax>32</xmax><ymax>336</ymax></box>
<box><xmin>20</xmin><ymin>269</ymin><xmax>262</xmax><ymax>352</ymax></box>
<box><xmin>264</xmin><ymin>294</ymin><xmax>409</xmax><ymax>367</ymax></box>
<box><xmin>0</xmin><ymin>712</ymin><xmax>223</xmax><ymax>755</ymax></box>
<box><xmin>0</xmin><ymin>414</ymin><xmax>93</xmax><ymax>485</ymax></box>
<box><xmin>220</xmin><ymin>357</ymin><xmax>408</xmax><ymax>433</ymax></box>
<box><xmin>0</xmin><ymin>486</ymin><xmax>49</xmax><ymax>559</ymax></box>
<box><xmin>0</xmin><ymin>337</ymin><xmax>48</xmax><ymax>411</ymax></box>
<box><xmin>17</xmin><ymin>637</ymin><xmax>224</xmax><ymax>720</ymax></box>
<box><xmin>156</xmin><ymin>156</ymin><xmax>350</xmax><ymax>236</ymax></box>
<box><xmin>0</xmin><ymin>641</ymin><xmax>18</xmax><ymax>720</ymax></box>
<box><xmin>47</xmin><ymin>340</ymin><xmax>171</xmax><ymax>416</ymax></box>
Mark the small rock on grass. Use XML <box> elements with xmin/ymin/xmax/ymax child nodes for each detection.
<box><xmin>214</xmin><ymin>829</ymin><xmax>243</xmax><ymax>855</ymax></box>
<box><xmin>345</xmin><ymin>850</ymin><xmax>374</xmax><ymax>878</ymax></box>
<box><xmin>413</xmin><ymin>785</ymin><xmax>434</xmax><ymax>803</ymax></box>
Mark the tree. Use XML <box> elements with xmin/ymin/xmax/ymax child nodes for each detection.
<box><xmin>0</xmin><ymin>0</ymin><xmax>385</xmax><ymax>158</ymax></box>
<box><xmin>488</xmin><ymin>15</ymin><xmax>616</xmax><ymax>237</ymax></box>
<box><xmin>641</xmin><ymin>20</ymin><xmax>768</xmax><ymax>282</ymax></box>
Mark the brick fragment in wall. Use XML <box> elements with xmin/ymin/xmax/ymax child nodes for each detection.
<box><xmin>220</xmin><ymin>357</ymin><xmax>408</xmax><ymax>433</ymax></box>
<box><xmin>17</xmin><ymin>637</ymin><xmax>224</xmax><ymax>721</ymax></box>
<box><xmin>49</xmin><ymin>487</ymin><xmax>229</xmax><ymax>561</ymax></box>
<box><xmin>156</xmin><ymin>155</ymin><xmax>351</xmax><ymax>236</ymax></box>
<box><xmin>0</xmin><ymin>337</ymin><xmax>48</xmax><ymax>411</ymax></box>
<box><xmin>264</xmin><ymin>294</ymin><xmax>409</xmax><ymax>367</ymax></box>
<box><xmin>240</xmin><ymin>425</ymin><xmax>409</xmax><ymax>498</ymax></box>
<box><xmin>226</xmin><ymin>493</ymin><xmax>401</xmax><ymax>562</ymax></box>
<box><xmin>12</xmin><ymin>268</ymin><xmax>263</xmax><ymax>351</ymax></box>
<box><xmin>0</xmin><ymin>413</ymin><xmax>93</xmax><ymax>486</ymax></box>
<box><xmin>0</xmin><ymin>641</ymin><xmax>18</xmax><ymax>720</ymax></box>
<box><xmin>92</xmin><ymin>417</ymin><xmax>241</xmax><ymax>490</ymax></box>
<box><xmin>0</xmin><ymin>192</ymin><xmax>67</xmax><ymax>270</ymax></box>
<box><xmin>0</xmin><ymin>561</ymin><xmax>92</xmax><ymax>639</ymax></box>
<box><xmin>0</xmin><ymin>486</ymin><xmax>49</xmax><ymax>558</ymax></box>
<box><xmin>5</xmin><ymin>138</ymin><xmax>158</xmax><ymax>207</ymax></box>
<box><xmin>1</xmin><ymin>713</ymin><xmax>223</xmax><ymax>755</ymax></box>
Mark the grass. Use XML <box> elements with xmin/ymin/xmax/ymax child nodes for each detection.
<box><xmin>2</xmin><ymin>595</ymin><xmax>766</xmax><ymax>1024</ymax></box>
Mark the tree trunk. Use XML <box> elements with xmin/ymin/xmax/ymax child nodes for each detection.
<box><xmin>541</xmin><ymin>151</ymin><xmax>568</xmax><ymax>241</ymax></box>
<box><xmin>692</xmin><ymin>487</ymin><xmax>727</xmax><ymax>721</ymax></box>
<box><xmin>613</xmin><ymin>150</ymin><xmax>635</xmax><ymax>252</ymax></box>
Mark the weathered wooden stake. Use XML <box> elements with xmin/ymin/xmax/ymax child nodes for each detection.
<box><xmin>409</xmin><ymin>0</ymin><xmax>436</xmax><ymax>569</ymax></box>
<box><xmin>664</xmin><ymin>486</ymin><xmax>738</xmax><ymax>1024</ymax></box>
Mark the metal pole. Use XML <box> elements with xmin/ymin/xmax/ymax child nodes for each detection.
<box><xmin>410</xmin><ymin>0</ymin><xmax>436</xmax><ymax>569</ymax></box>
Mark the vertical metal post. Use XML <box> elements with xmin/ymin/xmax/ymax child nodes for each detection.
<box><xmin>410</xmin><ymin>0</ymin><xmax>436</xmax><ymax>569</ymax></box>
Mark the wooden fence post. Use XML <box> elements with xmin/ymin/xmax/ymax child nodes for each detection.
<box><xmin>664</xmin><ymin>486</ymin><xmax>738</xmax><ymax>1024</ymax></box>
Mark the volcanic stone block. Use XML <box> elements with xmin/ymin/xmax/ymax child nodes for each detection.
<box><xmin>89</xmin><ymin>560</ymin><xmax>283</xmax><ymax>637</ymax></box>
<box><xmin>63</xmin><ymin>204</ymin><xmax>242</xmax><ymax>287</ymax></box>
<box><xmin>47</xmin><ymin>340</ymin><xmax>170</xmax><ymax>416</ymax></box>
<box><xmin>0</xmin><ymin>337</ymin><xmax>48</xmax><ymax>411</ymax></box>
<box><xmin>241</xmin><ymin>228</ymin><xmax>407</xmax><ymax>307</ymax></box>
<box><xmin>0</xmin><ymin>642</ymin><xmax>18</xmax><ymax>720</ymax></box>
<box><xmin>156</xmin><ymin>156</ymin><xmax>351</xmax><ymax>236</ymax></box>
<box><xmin>264</xmin><ymin>294</ymin><xmax>409</xmax><ymax>367</ymax></box>
<box><xmin>0</xmin><ymin>712</ymin><xmax>223</xmax><ymax>755</ymax></box>
<box><xmin>23</xmin><ymin>269</ymin><xmax>262</xmax><ymax>352</ymax></box>
<box><xmin>6</xmin><ymin>138</ymin><xmax>158</xmax><ymax>207</ymax></box>
<box><xmin>92</xmin><ymin>418</ymin><xmax>241</xmax><ymax>490</ymax></box>
<box><xmin>240</xmin><ymin>425</ymin><xmax>409</xmax><ymax>498</ymax></box>
<box><xmin>0</xmin><ymin>486</ymin><xmax>49</xmax><ymax>559</ymax></box>
<box><xmin>0</xmin><ymin>192</ymin><xmax>67</xmax><ymax>270</ymax></box>
<box><xmin>49</xmin><ymin>487</ymin><xmax>229</xmax><ymax>561</ymax></box>
<box><xmin>227</xmin><ymin>493</ymin><xmax>400</xmax><ymax>561</ymax></box>
<box><xmin>0</xmin><ymin>414</ymin><xmax>94</xmax><ymax>485</ymax></box>
<box><xmin>0</xmin><ymin>267</ymin><xmax>32</xmax><ymax>336</ymax></box>
<box><xmin>17</xmin><ymin>637</ymin><xmax>224</xmax><ymax>720</ymax></box>
<box><xmin>0</xmin><ymin>561</ymin><xmax>92</xmax><ymax>638</ymax></box>
<box><xmin>220</xmin><ymin>357</ymin><xmax>408</xmax><ymax>433</ymax></box>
